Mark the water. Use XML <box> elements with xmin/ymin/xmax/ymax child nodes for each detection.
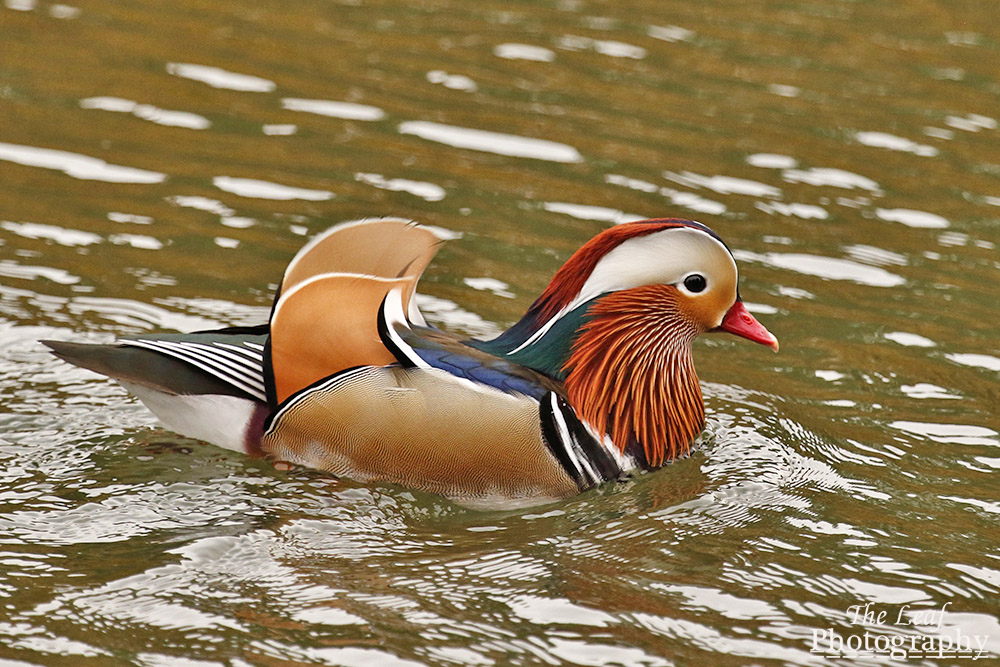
<box><xmin>2</xmin><ymin>0</ymin><xmax>999</xmax><ymax>664</ymax></box>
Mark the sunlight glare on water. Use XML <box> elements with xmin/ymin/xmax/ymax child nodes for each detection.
<box><xmin>1</xmin><ymin>0</ymin><xmax>999</xmax><ymax>665</ymax></box>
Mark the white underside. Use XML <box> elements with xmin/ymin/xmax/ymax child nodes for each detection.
<box><xmin>120</xmin><ymin>381</ymin><xmax>258</xmax><ymax>452</ymax></box>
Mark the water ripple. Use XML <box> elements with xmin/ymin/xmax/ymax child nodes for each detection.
<box><xmin>282</xmin><ymin>98</ymin><xmax>387</xmax><ymax>121</ymax></box>
<box><xmin>733</xmin><ymin>250</ymin><xmax>906</xmax><ymax>287</ymax></box>
<box><xmin>664</xmin><ymin>171</ymin><xmax>782</xmax><ymax>198</ymax></box>
<box><xmin>875</xmin><ymin>208</ymin><xmax>949</xmax><ymax>229</ymax></box>
<box><xmin>398</xmin><ymin>121</ymin><xmax>583</xmax><ymax>163</ymax></box>
<box><xmin>647</xmin><ymin>25</ymin><xmax>695</xmax><ymax>43</ymax></box>
<box><xmin>80</xmin><ymin>97</ymin><xmax>211</xmax><ymax>130</ymax></box>
<box><xmin>0</xmin><ymin>261</ymin><xmax>80</xmax><ymax>285</ymax></box>
<box><xmin>855</xmin><ymin>131</ymin><xmax>938</xmax><ymax>157</ymax></box>
<box><xmin>1</xmin><ymin>221</ymin><xmax>101</xmax><ymax>247</ymax></box>
<box><xmin>212</xmin><ymin>176</ymin><xmax>334</xmax><ymax>201</ymax></box>
<box><xmin>355</xmin><ymin>172</ymin><xmax>446</xmax><ymax>201</ymax></box>
<box><xmin>883</xmin><ymin>331</ymin><xmax>936</xmax><ymax>347</ymax></box>
<box><xmin>543</xmin><ymin>201</ymin><xmax>644</xmax><ymax>224</ymax></box>
<box><xmin>946</xmin><ymin>353</ymin><xmax>1000</xmax><ymax>372</ymax></box>
<box><xmin>0</xmin><ymin>142</ymin><xmax>166</xmax><ymax>184</ymax></box>
<box><xmin>782</xmin><ymin>167</ymin><xmax>881</xmax><ymax>192</ymax></box>
<box><xmin>426</xmin><ymin>70</ymin><xmax>478</xmax><ymax>92</ymax></box>
<box><xmin>165</xmin><ymin>62</ymin><xmax>276</xmax><ymax>92</ymax></box>
<box><xmin>493</xmin><ymin>43</ymin><xmax>556</xmax><ymax>62</ymax></box>
<box><xmin>558</xmin><ymin>35</ymin><xmax>647</xmax><ymax>59</ymax></box>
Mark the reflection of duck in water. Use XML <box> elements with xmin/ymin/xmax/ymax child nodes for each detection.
<box><xmin>45</xmin><ymin>217</ymin><xmax>777</xmax><ymax>509</ymax></box>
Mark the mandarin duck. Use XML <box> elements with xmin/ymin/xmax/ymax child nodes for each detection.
<box><xmin>44</xmin><ymin>217</ymin><xmax>777</xmax><ymax>508</ymax></box>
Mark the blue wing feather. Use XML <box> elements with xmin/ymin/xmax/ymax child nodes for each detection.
<box><xmin>389</xmin><ymin>325</ymin><xmax>561</xmax><ymax>400</ymax></box>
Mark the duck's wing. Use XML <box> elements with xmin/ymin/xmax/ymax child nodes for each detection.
<box><xmin>42</xmin><ymin>326</ymin><xmax>269</xmax><ymax>401</ymax></box>
<box><xmin>275</xmin><ymin>217</ymin><xmax>453</xmax><ymax>324</ymax></box>
<box><xmin>379</xmin><ymin>316</ymin><xmax>562</xmax><ymax>400</ymax></box>
<box><xmin>265</xmin><ymin>218</ymin><xmax>454</xmax><ymax>405</ymax></box>
<box><xmin>42</xmin><ymin>327</ymin><xmax>271</xmax><ymax>453</ymax></box>
<box><xmin>267</xmin><ymin>273</ymin><xmax>407</xmax><ymax>404</ymax></box>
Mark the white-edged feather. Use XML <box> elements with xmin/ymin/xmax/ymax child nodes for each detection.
<box><xmin>122</xmin><ymin>339</ymin><xmax>267</xmax><ymax>401</ymax></box>
<box><xmin>380</xmin><ymin>285</ymin><xmax>431</xmax><ymax>369</ymax></box>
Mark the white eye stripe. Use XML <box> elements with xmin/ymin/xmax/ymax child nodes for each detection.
<box><xmin>508</xmin><ymin>227</ymin><xmax>737</xmax><ymax>355</ymax></box>
<box><xmin>581</xmin><ymin>227</ymin><xmax>735</xmax><ymax>298</ymax></box>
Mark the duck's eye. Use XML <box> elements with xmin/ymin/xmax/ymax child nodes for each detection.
<box><xmin>683</xmin><ymin>273</ymin><xmax>707</xmax><ymax>293</ymax></box>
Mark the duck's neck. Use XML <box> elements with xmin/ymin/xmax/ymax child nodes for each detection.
<box><xmin>561</xmin><ymin>285</ymin><xmax>705</xmax><ymax>467</ymax></box>
<box><xmin>470</xmin><ymin>299</ymin><xmax>592</xmax><ymax>380</ymax></box>
<box><xmin>472</xmin><ymin>285</ymin><xmax>705</xmax><ymax>466</ymax></box>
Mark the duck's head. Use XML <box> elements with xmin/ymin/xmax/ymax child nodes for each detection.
<box><xmin>479</xmin><ymin>218</ymin><xmax>777</xmax><ymax>466</ymax></box>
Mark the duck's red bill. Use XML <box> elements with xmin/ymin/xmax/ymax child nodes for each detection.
<box><xmin>718</xmin><ymin>300</ymin><xmax>779</xmax><ymax>351</ymax></box>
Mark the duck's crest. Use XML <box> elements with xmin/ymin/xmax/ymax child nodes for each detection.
<box><xmin>474</xmin><ymin>219</ymin><xmax>723</xmax><ymax>376</ymax></box>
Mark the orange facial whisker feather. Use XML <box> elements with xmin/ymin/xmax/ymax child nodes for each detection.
<box><xmin>562</xmin><ymin>285</ymin><xmax>706</xmax><ymax>467</ymax></box>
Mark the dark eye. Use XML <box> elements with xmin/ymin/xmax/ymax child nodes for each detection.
<box><xmin>683</xmin><ymin>274</ymin><xmax>707</xmax><ymax>293</ymax></box>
